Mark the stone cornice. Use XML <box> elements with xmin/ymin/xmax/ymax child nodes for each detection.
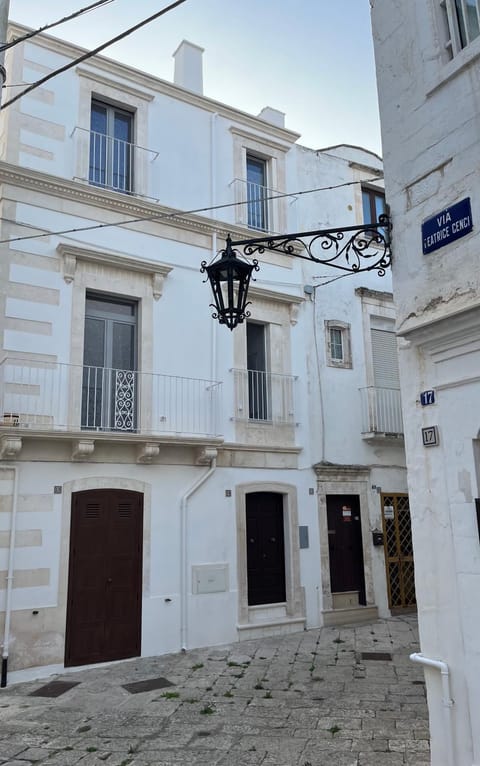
<box><xmin>76</xmin><ymin>67</ymin><xmax>155</xmax><ymax>102</ymax></box>
<box><xmin>355</xmin><ymin>287</ymin><xmax>394</xmax><ymax>303</ymax></box>
<box><xmin>0</xmin><ymin>162</ymin><xmax>294</xmax><ymax>249</ymax></box>
<box><xmin>229</xmin><ymin>126</ymin><xmax>295</xmax><ymax>153</ymax></box>
<box><xmin>249</xmin><ymin>286</ymin><xmax>304</xmax><ymax>306</ymax></box>
<box><xmin>0</xmin><ymin>161</ymin><xmax>215</xmax><ymax>238</ymax></box>
<box><xmin>222</xmin><ymin>443</ymin><xmax>302</xmax><ymax>455</ymax></box>
<box><xmin>9</xmin><ymin>22</ymin><xmax>301</xmax><ymax>146</ymax></box>
<box><xmin>57</xmin><ymin>243</ymin><xmax>173</xmax><ymax>299</ymax></box>
<box><xmin>313</xmin><ymin>462</ymin><xmax>370</xmax><ymax>478</ymax></box>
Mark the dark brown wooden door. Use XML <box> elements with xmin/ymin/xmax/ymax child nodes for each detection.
<box><xmin>246</xmin><ymin>492</ymin><xmax>286</xmax><ymax>605</ymax></box>
<box><xmin>327</xmin><ymin>494</ymin><xmax>366</xmax><ymax>604</ymax></box>
<box><xmin>65</xmin><ymin>489</ymin><xmax>143</xmax><ymax>667</ymax></box>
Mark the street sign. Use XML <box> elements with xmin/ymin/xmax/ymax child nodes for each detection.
<box><xmin>420</xmin><ymin>390</ymin><xmax>435</xmax><ymax>406</ymax></box>
<box><xmin>422</xmin><ymin>197</ymin><xmax>472</xmax><ymax>255</ymax></box>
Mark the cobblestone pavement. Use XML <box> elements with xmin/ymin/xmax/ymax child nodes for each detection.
<box><xmin>0</xmin><ymin>615</ymin><xmax>429</xmax><ymax>766</ymax></box>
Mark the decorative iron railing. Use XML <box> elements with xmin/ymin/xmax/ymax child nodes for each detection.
<box><xmin>231</xmin><ymin>369</ymin><xmax>297</xmax><ymax>425</ymax></box>
<box><xmin>230</xmin><ymin>178</ymin><xmax>297</xmax><ymax>234</ymax></box>
<box><xmin>0</xmin><ymin>359</ymin><xmax>222</xmax><ymax>438</ymax></box>
<box><xmin>359</xmin><ymin>386</ymin><xmax>403</xmax><ymax>435</ymax></box>
<box><xmin>71</xmin><ymin>127</ymin><xmax>159</xmax><ymax>195</ymax></box>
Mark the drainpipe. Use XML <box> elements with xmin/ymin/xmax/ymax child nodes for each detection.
<box><xmin>1</xmin><ymin>463</ymin><xmax>18</xmax><ymax>688</ymax></box>
<box><xmin>209</xmin><ymin>112</ymin><xmax>218</xmax><ymax>421</ymax></box>
<box><xmin>0</xmin><ymin>0</ymin><xmax>10</xmax><ymax>106</ymax></box>
<box><xmin>180</xmin><ymin>450</ymin><xmax>217</xmax><ymax>651</ymax></box>
<box><xmin>210</xmin><ymin>231</ymin><xmax>217</xmax><ymax>384</ymax></box>
<box><xmin>410</xmin><ymin>653</ymin><xmax>454</xmax><ymax>766</ymax></box>
<box><xmin>210</xmin><ymin>112</ymin><xmax>218</xmax><ymax>217</ymax></box>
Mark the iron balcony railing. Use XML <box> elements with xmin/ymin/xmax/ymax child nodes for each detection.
<box><xmin>359</xmin><ymin>386</ymin><xmax>403</xmax><ymax>435</ymax></box>
<box><xmin>230</xmin><ymin>178</ymin><xmax>297</xmax><ymax>234</ymax></box>
<box><xmin>71</xmin><ymin>127</ymin><xmax>159</xmax><ymax>195</ymax></box>
<box><xmin>231</xmin><ymin>369</ymin><xmax>297</xmax><ymax>425</ymax></box>
<box><xmin>0</xmin><ymin>359</ymin><xmax>222</xmax><ymax>438</ymax></box>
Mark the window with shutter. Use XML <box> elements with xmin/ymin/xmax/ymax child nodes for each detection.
<box><xmin>370</xmin><ymin>329</ymin><xmax>400</xmax><ymax>389</ymax></box>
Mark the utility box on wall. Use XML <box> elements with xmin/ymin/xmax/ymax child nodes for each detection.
<box><xmin>192</xmin><ymin>564</ymin><xmax>229</xmax><ymax>594</ymax></box>
<box><xmin>372</xmin><ymin>529</ymin><xmax>384</xmax><ymax>546</ymax></box>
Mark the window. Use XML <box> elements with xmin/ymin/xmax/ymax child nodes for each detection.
<box><xmin>89</xmin><ymin>100</ymin><xmax>134</xmax><ymax>192</ymax></box>
<box><xmin>441</xmin><ymin>0</ymin><xmax>480</xmax><ymax>55</ymax></box>
<box><xmin>362</xmin><ymin>186</ymin><xmax>386</xmax><ymax>228</ymax></box>
<box><xmin>370</xmin><ymin>328</ymin><xmax>400</xmax><ymax>390</ymax></box>
<box><xmin>246</xmin><ymin>154</ymin><xmax>268</xmax><ymax>231</ymax></box>
<box><xmin>82</xmin><ymin>294</ymin><xmax>138</xmax><ymax>431</ymax></box>
<box><xmin>325</xmin><ymin>321</ymin><xmax>352</xmax><ymax>369</ymax></box>
<box><xmin>247</xmin><ymin>321</ymin><xmax>271</xmax><ymax>419</ymax></box>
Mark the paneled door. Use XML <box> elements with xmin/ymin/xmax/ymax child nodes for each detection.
<box><xmin>65</xmin><ymin>489</ymin><xmax>143</xmax><ymax>667</ymax></box>
<box><xmin>246</xmin><ymin>492</ymin><xmax>286</xmax><ymax>605</ymax></box>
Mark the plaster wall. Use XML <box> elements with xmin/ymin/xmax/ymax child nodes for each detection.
<box><xmin>0</xmin><ymin>460</ymin><xmax>316</xmax><ymax>674</ymax></box>
<box><xmin>371</xmin><ymin>2</ymin><xmax>480</xmax><ymax>763</ymax></box>
<box><xmin>0</xmin><ymin>23</ymin><xmax>410</xmax><ymax>682</ymax></box>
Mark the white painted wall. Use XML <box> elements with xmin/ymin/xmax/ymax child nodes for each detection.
<box><xmin>0</xmin><ymin>22</ymin><xmax>408</xmax><ymax>681</ymax></box>
<box><xmin>371</xmin><ymin>2</ymin><xmax>480</xmax><ymax>764</ymax></box>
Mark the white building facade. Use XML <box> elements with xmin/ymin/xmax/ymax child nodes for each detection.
<box><xmin>0</xmin><ymin>23</ymin><xmax>409</xmax><ymax>684</ymax></box>
<box><xmin>371</xmin><ymin>2</ymin><xmax>480</xmax><ymax>765</ymax></box>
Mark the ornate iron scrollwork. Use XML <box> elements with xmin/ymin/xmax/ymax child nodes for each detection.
<box><xmin>232</xmin><ymin>214</ymin><xmax>391</xmax><ymax>275</ymax></box>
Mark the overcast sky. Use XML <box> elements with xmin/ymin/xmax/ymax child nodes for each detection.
<box><xmin>8</xmin><ymin>0</ymin><xmax>382</xmax><ymax>155</ymax></box>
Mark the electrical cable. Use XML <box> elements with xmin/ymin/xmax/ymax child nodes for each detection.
<box><xmin>0</xmin><ymin>175</ymin><xmax>385</xmax><ymax>246</ymax></box>
<box><xmin>0</xmin><ymin>1</ymin><xmax>115</xmax><ymax>52</ymax></box>
<box><xmin>0</xmin><ymin>0</ymin><xmax>188</xmax><ymax>110</ymax></box>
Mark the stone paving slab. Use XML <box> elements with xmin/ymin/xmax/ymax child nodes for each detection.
<box><xmin>0</xmin><ymin>616</ymin><xmax>429</xmax><ymax>765</ymax></box>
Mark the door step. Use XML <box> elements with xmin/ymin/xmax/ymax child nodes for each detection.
<box><xmin>237</xmin><ymin>616</ymin><xmax>305</xmax><ymax>641</ymax></box>
<box><xmin>323</xmin><ymin>605</ymin><xmax>378</xmax><ymax>627</ymax></box>
<box><xmin>331</xmin><ymin>591</ymin><xmax>359</xmax><ymax>609</ymax></box>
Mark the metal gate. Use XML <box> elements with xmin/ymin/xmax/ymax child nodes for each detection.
<box><xmin>381</xmin><ymin>493</ymin><xmax>416</xmax><ymax>610</ymax></box>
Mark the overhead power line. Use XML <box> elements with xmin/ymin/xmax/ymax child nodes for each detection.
<box><xmin>0</xmin><ymin>1</ymin><xmax>116</xmax><ymax>53</ymax></box>
<box><xmin>0</xmin><ymin>176</ymin><xmax>384</xmax><ymax>246</ymax></box>
<box><xmin>0</xmin><ymin>0</ymin><xmax>188</xmax><ymax>110</ymax></box>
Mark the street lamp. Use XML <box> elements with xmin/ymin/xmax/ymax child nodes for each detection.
<box><xmin>200</xmin><ymin>235</ymin><xmax>260</xmax><ymax>331</ymax></box>
<box><xmin>202</xmin><ymin>216</ymin><xmax>391</xmax><ymax>330</ymax></box>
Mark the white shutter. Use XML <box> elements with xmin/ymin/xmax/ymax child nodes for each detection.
<box><xmin>371</xmin><ymin>329</ymin><xmax>400</xmax><ymax>388</ymax></box>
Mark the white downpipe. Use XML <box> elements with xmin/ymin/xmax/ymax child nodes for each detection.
<box><xmin>410</xmin><ymin>652</ymin><xmax>454</xmax><ymax>766</ymax></box>
<box><xmin>210</xmin><ymin>112</ymin><xmax>218</xmax><ymax>216</ymax></box>
<box><xmin>210</xmin><ymin>231</ymin><xmax>217</xmax><ymax>386</ymax></box>
<box><xmin>180</xmin><ymin>455</ymin><xmax>217</xmax><ymax>651</ymax></box>
<box><xmin>210</xmin><ymin>112</ymin><xmax>218</xmax><ymax>409</ymax></box>
<box><xmin>1</xmin><ymin>463</ymin><xmax>18</xmax><ymax>687</ymax></box>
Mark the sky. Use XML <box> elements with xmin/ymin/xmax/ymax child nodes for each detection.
<box><xmin>7</xmin><ymin>0</ymin><xmax>382</xmax><ymax>156</ymax></box>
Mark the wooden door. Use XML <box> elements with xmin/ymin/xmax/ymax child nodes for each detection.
<box><xmin>65</xmin><ymin>489</ymin><xmax>143</xmax><ymax>667</ymax></box>
<box><xmin>381</xmin><ymin>493</ymin><xmax>416</xmax><ymax>610</ymax></box>
<box><xmin>326</xmin><ymin>494</ymin><xmax>366</xmax><ymax>604</ymax></box>
<box><xmin>246</xmin><ymin>492</ymin><xmax>286</xmax><ymax>605</ymax></box>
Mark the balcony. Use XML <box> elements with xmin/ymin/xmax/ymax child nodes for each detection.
<box><xmin>72</xmin><ymin>127</ymin><xmax>158</xmax><ymax>196</ymax></box>
<box><xmin>232</xmin><ymin>369</ymin><xmax>297</xmax><ymax>426</ymax></box>
<box><xmin>230</xmin><ymin>178</ymin><xmax>296</xmax><ymax>234</ymax></box>
<box><xmin>359</xmin><ymin>386</ymin><xmax>403</xmax><ymax>439</ymax></box>
<box><xmin>0</xmin><ymin>359</ymin><xmax>222</xmax><ymax>439</ymax></box>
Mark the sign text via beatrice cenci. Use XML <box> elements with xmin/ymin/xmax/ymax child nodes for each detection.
<box><xmin>422</xmin><ymin>197</ymin><xmax>473</xmax><ymax>255</ymax></box>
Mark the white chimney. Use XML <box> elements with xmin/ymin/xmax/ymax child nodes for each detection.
<box><xmin>257</xmin><ymin>107</ymin><xmax>286</xmax><ymax>128</ymax></box>
<box><xmin>173</xmin><ymin>40</ymin><xmax>204</xmax><ymax>95</ymax></box>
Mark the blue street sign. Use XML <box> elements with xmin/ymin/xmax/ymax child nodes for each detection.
<box><xmin>422</xmin><ymin>198</ymin><xmax>473</xmax><ymax>255</ymax></box>
<box><xmin>420</xmin><ymin>390</ymin><xmax>435</xmax><ymax>406</ymax></box>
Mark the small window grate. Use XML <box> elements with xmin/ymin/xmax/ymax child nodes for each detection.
<box><xmin>360</xmin><ymin>651</ymin><xmax>392</xmax><ymax>662</ymax></box>
<box><xmin>122</xmin><ymin>677</ymin><xmax>174</xmax><ymax>694</ymax></box>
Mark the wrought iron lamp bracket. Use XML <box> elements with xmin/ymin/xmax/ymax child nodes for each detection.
<box><xmin>230</xmin><ymin>214</ymin><xmax>392</xmax><ymax>275</ymax></box>
<box><xmin>201</xmin><ymin>216</ymin><xmax>391</xmax><ymax>329</ymax></box>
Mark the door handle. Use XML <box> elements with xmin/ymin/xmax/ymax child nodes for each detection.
<box><xmin>107</xmin><ymin>577</ymin><xmax>112</xmax><ymax>584</ymax></box>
